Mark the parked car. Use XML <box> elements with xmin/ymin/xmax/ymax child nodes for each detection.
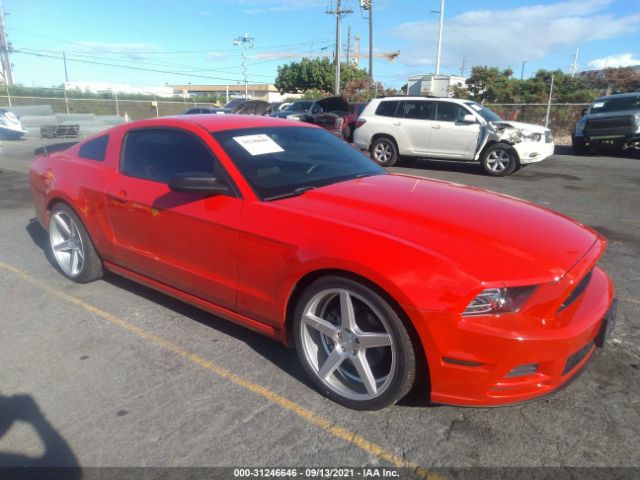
<box><xmin>30</xmin><ymin>115</ymin><xmax>615</xmax><ymax>410</ymax></box>
<box><xmin>182</xmin><ymin>107</ymin><xmax>225</xmax><ymax>115</ymax></box>
<box><xmin>270</xmin><ymin>97</ymin><xmax>353</xmax><ymax>139</ymax></box>
<box><xmin>0</xmin><ymin>109</ymin><xmax>28</xmax><ymax>139</ymax></box>
<box><xmin>232</xmin><ymin>100</ymin><xmax>270</xmax><ymax>115</ymax></box>
<box><xmin>354</xmin><ymin>97</ymin><xmax>554</xmax><ymax>176</ymax></box>
<box><xmin>572</xmin><ymin>92</ymin><xmax>640</xmax><ymax>154</ymax></box>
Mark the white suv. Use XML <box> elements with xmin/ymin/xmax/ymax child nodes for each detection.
<box><xmin>353</xmin><ymin>97</ymin><xmax>554</xmax><ymax>176</ymax></box>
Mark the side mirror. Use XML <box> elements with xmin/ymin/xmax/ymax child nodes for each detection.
<box><xmin>461</xmin><ymin>114</ymin><xmax>477</xmax><ymax>123</ymax></box>
<box><xmin>168</xmin><ymin>172</ymin><xmax>231</xmax><ymax>196</ymax></box>
<box><xmin>581</xmin><ymin>108</ymin><xmax>588</xmax><ymax>116</ymax></box>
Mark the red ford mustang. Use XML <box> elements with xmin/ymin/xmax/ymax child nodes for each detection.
<box><xmin>30</xmin><ymin>115</ymin><xmax>616</xmax><ymax>410</ymax></box>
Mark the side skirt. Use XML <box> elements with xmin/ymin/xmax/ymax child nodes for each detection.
<box><xmin>103</xmin><ymin>261</ymin><xmax>286</xmax><ymax>344</ymax></box>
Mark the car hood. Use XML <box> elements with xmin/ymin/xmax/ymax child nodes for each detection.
<box><xmin>280</xmin><ymin>174</ymin><xmax>599</xmax><ymax>284</ymax></box>
<box><xmin>493</xmin><ymin>120</ymin><xmax>549</xmax><ymax>134</ymax></box>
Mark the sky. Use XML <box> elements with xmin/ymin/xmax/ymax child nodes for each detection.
<box><xmin>4</xmin><ymin>0</ymin><xmax>640</xmax><ymax>90</ymax></box>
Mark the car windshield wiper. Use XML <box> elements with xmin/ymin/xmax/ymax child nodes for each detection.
<box><xmin>264</xmin><ymin>186</ymin><xmax>316</xmax><ymax>202</ymax></box>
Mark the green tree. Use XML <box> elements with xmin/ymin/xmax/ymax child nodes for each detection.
<box><xmin>274</xmin><ymin>57</ymin><xmax>368</xmax><ymax>94</ymax></box>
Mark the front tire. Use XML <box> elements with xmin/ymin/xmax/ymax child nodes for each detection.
<box><xmin>293</xmin><ymin>276</ymin><xmax>416</xmax><ymax>410</ymax></box>
<box><xmin>481</xmin><ymin>143</ymin><xmax>518</xmax><ymax>176</ymax></box>
<box><xmin>572</xmin><ymin>136</ymin><xmax>588</xmax><ymax>155</ymax></box>
<box><xmin>48</xmin><ymin>203</ymin><xmax>103</xmax><ymax>283</ymax></box>
<box><xmin>370</xmin><ymin>137</ymin><xmax>398</xmax><ymax>166</ymax></box>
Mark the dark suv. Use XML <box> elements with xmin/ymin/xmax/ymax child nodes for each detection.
<box><xmin>572</xmin><ymin>93</ymin><xmax>640</xmax><ymax>154</ymax></box>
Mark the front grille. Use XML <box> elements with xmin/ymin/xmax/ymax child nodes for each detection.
<box><xmin>584</xmin><ymin>115</ymin><xmax>635</xmax><ymax>137</ymax></box>
<box><xmin>563</xmin><ymin>342</ymin><xmax>593</xmax><ymax>376</ymax></box>
<box><xmin>558</xmin><ymin>270</ymin><xmax>592</xmax><ymax>311</ymax></box>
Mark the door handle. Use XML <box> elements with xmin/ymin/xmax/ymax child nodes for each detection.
<box><xmin>432</xmin><ymin>124</ymin><xmax>441</xmax><ymax>129</ymax></box>
<box><xmin>392</xmin><ymin>122</ymin><xmax>401</xmax><ymax>126</ymax></box>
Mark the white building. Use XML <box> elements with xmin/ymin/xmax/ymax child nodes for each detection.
<box><xmin>64</xmin><ymin>81</ymin><xmax>175</xmax><ymax>98</ymax></box>
<box><xmin>407</xmin><ymin>74</ymin><xmax>466</xmax><ymax>98</ymax></box>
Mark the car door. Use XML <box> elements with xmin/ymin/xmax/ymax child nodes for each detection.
<box><xmin>427</xmin><ymin>102</ymin><xmax>480</xmax><ymax>159</ymax></box>
<box><xmin>104</xmin><ymin>126</ymin><xmax>242</xmax><ymax>310</ymax></box>
<box><xmin>398</xmin><ymin>100</ymin><xmax>435</xmax><ymax>155</ymax></box>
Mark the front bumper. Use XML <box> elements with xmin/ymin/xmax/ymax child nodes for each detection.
<box><xmin>513</xmin><ymin>140</ymin><xmax>555</xmax><ymax>164</ymax></box>
<box><xmin>408</xmin><ymin>265</ymin><xmax>615</xmax><ymax>407</ymax></box>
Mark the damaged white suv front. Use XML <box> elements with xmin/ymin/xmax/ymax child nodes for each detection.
<box><xmin>461</xmin><ymin>101</ymin><xmax>555</xmax><ymax>176</ymax></box>
<box><xmin>353</xmin><ymin>97</ymin><xmax>555</xmax><ymax>177</ymax></box>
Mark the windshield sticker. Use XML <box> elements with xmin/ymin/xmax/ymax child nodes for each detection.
<box><xmin>233</xmin><ymin>134</ymin><xmax>284</xmax><ymax>156</ymax></box>
<box><xmin>592</xmin><ymin>102</ymin><xmax>605</xmax><ymax>108</ymax></box>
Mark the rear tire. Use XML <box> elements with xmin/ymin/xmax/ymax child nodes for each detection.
<box><xmin>370</xmin><ymin>137</ymin><xmax>398</xmax><ymax>167</ymax></box>
<box><xmin>293</xmin><ymin>276</ymin><xmax>416</xmax><ymax>410</ymax></box>
<box><xmin>481</xmin><ymin>143</ymin><xmax>518</xmax><ymax>176</ymax></box>
<box><xmin>48</xmin><ymin>203</ymin><xmax>103</xmax><ymax>283</ymax></box>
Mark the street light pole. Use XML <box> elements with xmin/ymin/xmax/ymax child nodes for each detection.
<box><xmin>435</xmin><ymin>0</ymin><xmax>445</xmax><ymax>75</ymax></box>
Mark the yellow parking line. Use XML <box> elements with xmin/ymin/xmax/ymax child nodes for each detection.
<box><xmin>0</xmin><ymin>166</ymin><xmax>28</xmax><ymax>174</ymax></box>
<box><xmin>619</xmin><ymin>297</ymin><xmax>640</xmax><ymax>305</ymax></box>
<box><xmin>0</xmin><ymin>260</ymin><xmax>436</xmax><ymax>479</ymax></box>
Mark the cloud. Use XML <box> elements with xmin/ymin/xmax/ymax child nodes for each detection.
<box><xmin>587</xmin><ymin>53</ymin><xmax>640</xmax><ymax>69</ymax></box>
<box><xmin>391</xmin><ymin>0</ymin><xmax>640</xmax><ymax>73</ymax></box>
<box><xmin>234</xmin><ymin>0</ymin><xmax>325</xmax><ymax>14</ymax></box>
<box><xmin>71</xmin><ymin>41</ymin><xmax>160</xmax><ymax>61</ymax></box>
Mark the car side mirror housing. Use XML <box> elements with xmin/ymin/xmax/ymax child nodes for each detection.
<box><xmin>581</xmin><ymin>108</ymin><xmax>588</xmax><ymax>116</ymax></box>
<box><xmin>168</xmin><ymin>172</ymin><xmax>231</xmax><ymax>196</ymax></box>
<box><xmin>461</xmin><ymin>114</ymin><xmax>477</xmax><ymax>123</ymax></box>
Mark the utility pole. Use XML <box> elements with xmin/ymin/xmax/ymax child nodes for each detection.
<box><xmin>345</xmin><ymin>24</ymin><xmax>351</xmax><ymax>65</ymax></box>
<box><xmin>520</xmin><ymin>60</ymin><xmax>526</xmax><ymax>80</ymax></box>
<box><xmin>63</xmin><ymin>51</ymin><xmax>69</xmax><ymax>83</ymax></box>
<box><xmin>460</xmin><ymin>56</ymin><xmax>466</xmax><ymax>77</ymax></box>
<box><xmin>233</xmin><ymin>33</ymin><xmax>255</xmax><ymax>99</ymax></box>
<box><xmin>326</xmin><ymin>1</ymin><xmax>352</xmax><ymax>96</ymax></box>
<box><xmin>570</xmin><ymin>47</ymin><xmax>579</xmax><ymax>78</ymax></box>
<box><xmin>0</xmin><ymin>0</ymin><xmax>14</xmax><ymax>87</ymax></box>
<box><xmin>435</xmin><ymin>0</ymin><xmax>445</xmax><ymax>75</ymax></box>
<box><xmin>359</xmin><ymin>1</ymin><xmax>373</xmax><ymax>85</ymax></box>
<box><xmin>353</xmin><ymin>34</ymin><xmax>360</xmax><ymax>67</ymax></box>
<box><xmin>544</xmin><ymin>74</ymin><xmax>554</xmax><ymax>128</ymax></box>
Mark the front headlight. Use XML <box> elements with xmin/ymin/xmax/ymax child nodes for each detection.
<box><xmin>286</xmin><ymin>114</ymin><xmax>302</xmax><ymax>121</ymax></box>
<box><xmin>463</xmin><ymin>286</ymin><xmax>536</xmax><ymax>316</ymax></box>
<box><xmin>634</xmin><ymin>112</ymin><xmax>640</xmax><ymax>133</ymax></box>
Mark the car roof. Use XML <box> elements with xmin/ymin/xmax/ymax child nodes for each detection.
<box><xmin>595</xmin><ymin>92</ymin><xmax>640</xmax><ymax>101</ymax></box>
<box><xmin>138</xmin><ymin>114</ymin><xmax>313</xmax><ymax>132</ymax></box>
<box><xmin>375</xmin><ymin>96</ymin><xmax>466</xmax><ymax>103</ymax></box>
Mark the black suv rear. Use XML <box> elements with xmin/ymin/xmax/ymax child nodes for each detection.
<box><xmin>572</xmin><ymin>93</ymin><xmax>640</xmax><ymax>154</ymax></box>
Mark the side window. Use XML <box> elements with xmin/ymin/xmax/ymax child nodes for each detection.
<box><xmin>375</xmin><ymin>101</ymin><xmax>400</xmax><ymax>117</ymax></box>
<box><xmin>121</xmin><ymin>129</ymin><xmax>217</xmax><ymax>183</ymax></box>
<box><xmin>402</xmin><ymin>101</ymin><xmax>435</xmax><ymax>120</ymax></box>
<box><xmin>435</xmin><ymin>102</ymin><xmax>468</xmax><ymax>122</ymax></box>
<box><xmin>78</xmin><ymin>135</ymin><xmax>109</xmax><ymax>162</ymax></box>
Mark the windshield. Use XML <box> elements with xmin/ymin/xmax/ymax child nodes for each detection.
<box><xmin>224</xmin><ymin>99</ymin><xmax>246</xmax><ymax>109</ymax></box>
<box><xmin>212</xmin><ymin>126</ymin><xmax>385</xmax><ymax>201</ymax></box>
<box><xmin>288</xmin><ymin>101</ymin><xmax>313</xmax><ymax>112</ymax></box>
<box><xmin>590</xmin><ymin>95</ymin><xmax>640</xmax><ymax>113</ymax></box>
<box><xmin>464</xmin><ymin>102</ymin><xmax>503</xmax><ymax>122</ymax></box>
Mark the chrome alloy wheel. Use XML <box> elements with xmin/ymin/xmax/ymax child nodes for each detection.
<box><xmin>372</xmin><ymin>141</ymin><xmax>393</xmax><ymax>164</ymax></box>
<box><xmin>299</xmin><ymin>288</ymin><xmax>396</xmax><ymax>401</ymax></box>
<box><xmin>49</xmin><ymin>211</ymin><xmax>85</xmax><ymax>277</ymax></box>
<box><xmin>486</xmin><ymin>149</ymin><xmax>512</xmax><ymax>173</ymax></box>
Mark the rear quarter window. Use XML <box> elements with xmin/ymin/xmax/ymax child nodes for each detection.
<box><xmin>78</xmin><ymin>135</ymin><xmax>109</xmax><ymax>162</ymax></box>
<box><xmin>375</xmin><ymin>101</ymin><xmax>401</xmax><ymax>117</ymax></box>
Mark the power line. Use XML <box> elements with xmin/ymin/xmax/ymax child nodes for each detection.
<box><xmin>14</xmin><ymin>49</ymin><xmax>266</xmax><ymax>84</ymax></box>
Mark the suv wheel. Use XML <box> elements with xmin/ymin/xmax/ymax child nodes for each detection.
<box><xmin>370</xmin><ymin>137</ymin><xmax>398</xmax><ymax>167</ymax></box>
<box><xmin>481</xmin><ymin>143</ymin><xmax>518</xmax><ymax>176</ymax></box>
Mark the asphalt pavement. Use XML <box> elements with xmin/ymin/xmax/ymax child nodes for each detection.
<box><xmin>0</xmin><ymin>138</ymin><xmax>638</xmax><ymax>475</ymax></box>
